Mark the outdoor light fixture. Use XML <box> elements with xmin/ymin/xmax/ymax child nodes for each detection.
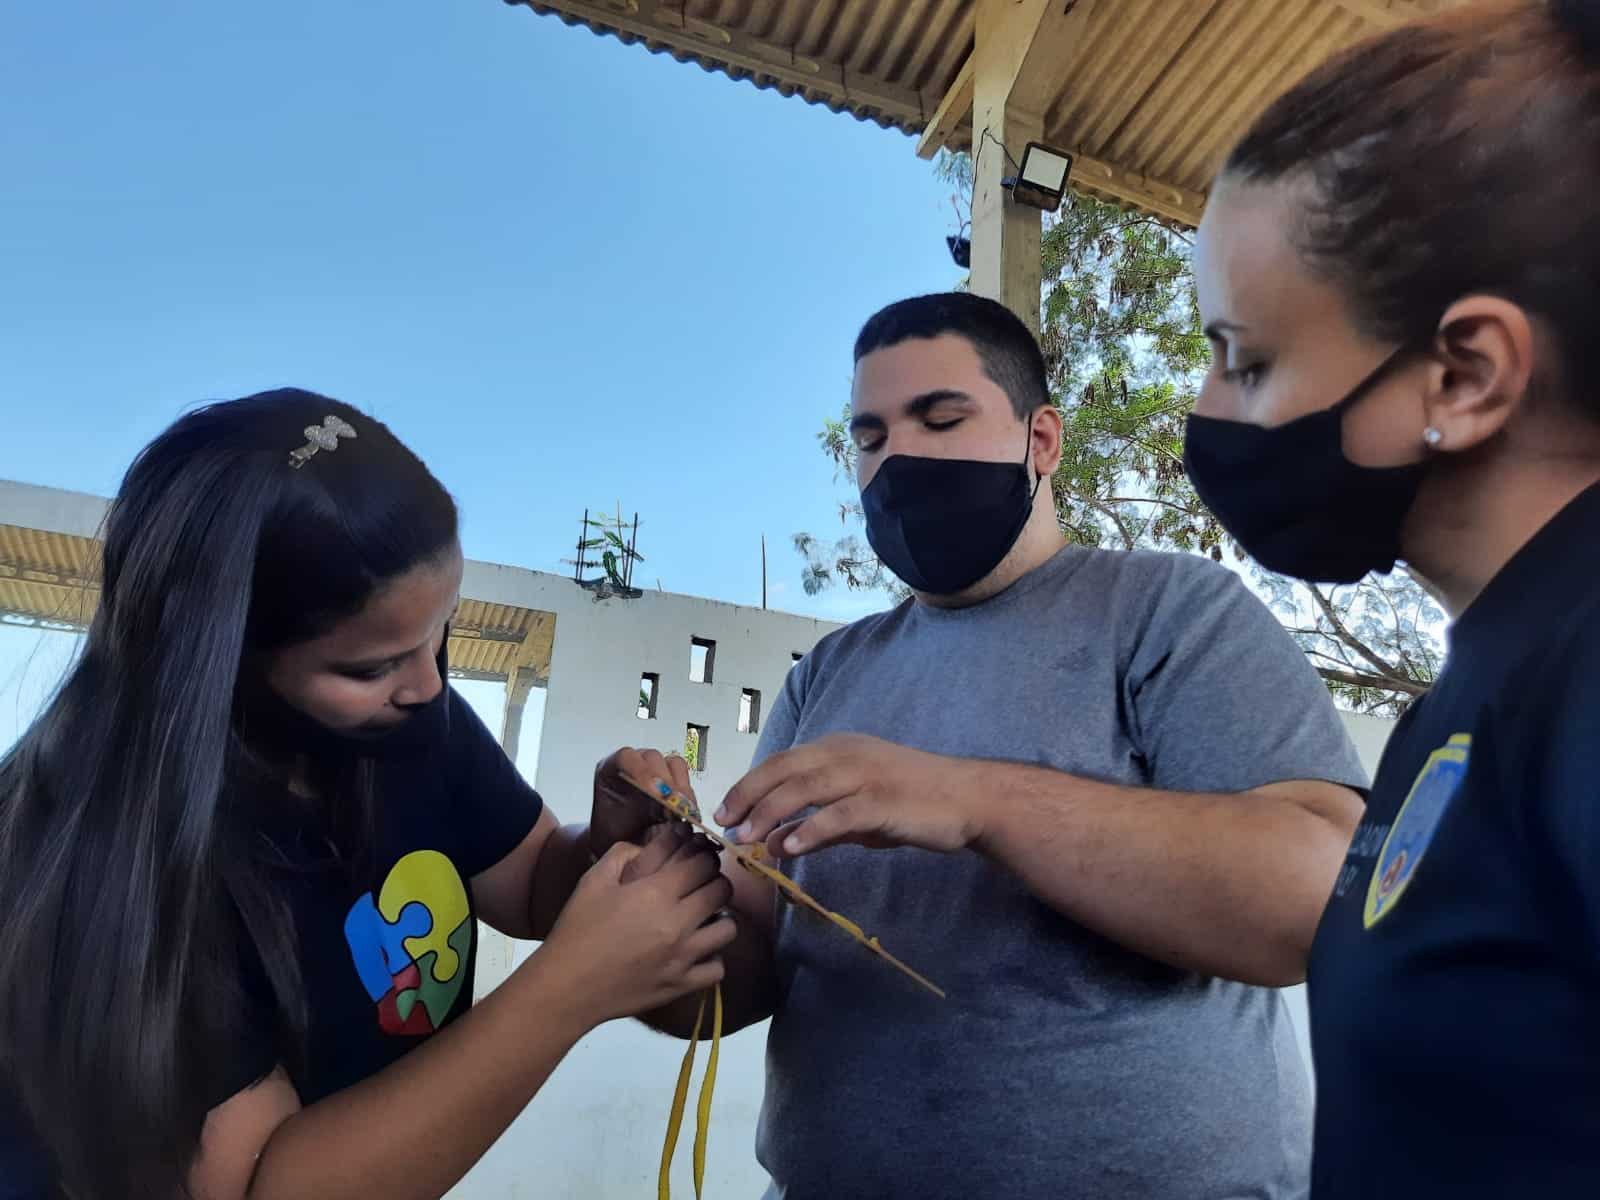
<box><xmin>946</xmin><ymin>233</ymin><xmax>971</xmax><ymax>268</ymax></box>
<box><xmin>1006</xmin><ymin>142</ymin><xmax>1074</xmax><ymax>212</ymax></box>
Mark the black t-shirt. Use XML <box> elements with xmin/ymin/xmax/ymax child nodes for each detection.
<box><xmin>1</xmin><ymin>686</ymin><xmax>543</xmax><ymax>1197</ymax></box>
<box><xmin>1309</xmin><ymin>482</ymin><xmax>1600</xmax><ymax>1198</ymax></box>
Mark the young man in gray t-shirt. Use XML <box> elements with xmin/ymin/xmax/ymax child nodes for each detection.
<box><xmin>598</xmin><ymin>293</ymin><xmax>1366</xmax><ymax>1199</ymax></box>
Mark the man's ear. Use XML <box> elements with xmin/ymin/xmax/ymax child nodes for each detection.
<box><xmin>1030</xmin><ymin>405</ymin><xmax>1064</xmax><ymax>476</ymax></box>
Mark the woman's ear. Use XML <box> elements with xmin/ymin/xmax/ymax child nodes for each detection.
<box><xmin>1422</xmin><ymin>295</ymin><xmax>1534</xmax><ymax>454</ymax></box>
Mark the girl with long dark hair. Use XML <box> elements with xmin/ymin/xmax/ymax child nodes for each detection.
<box><xmin>1184</xmin><ymin>1</ymin><xmax>1600</xmax><ymax>1193</ymax></box>
<box><xmin>0</xmin><ymin>388</ymin><xmax>732</xmax><ymax>1199</ymax></box>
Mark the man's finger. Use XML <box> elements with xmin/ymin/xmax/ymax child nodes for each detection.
<box><xmin>771</xmin><ymin>798</ymin><xmax>879</xmax><ymax>858</ymax></box>
<box><xmin>716</xmin><ymin>743</ymin><xmax>820</xmax><ymax>828</ymax></box>
<box><xmin>736</xmin><ymin>767</ymin><xmax>849</xmax><ymax>846</ymax></box>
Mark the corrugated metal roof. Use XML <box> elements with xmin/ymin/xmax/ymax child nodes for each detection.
<box><xmin>507</xmin><ymin>0</ymin><xmax>1463</xmax><ymax>225</ymax></box>
<box><xmin>451</xmin><ymin>600</ymin><xmax>557</xmax><ymax>683</ymax></box>
<box><xmin>0</xmin><ymin>524</ymin><xmax>555</xmax><ymax>683</ymax></box>
<box><xmin>0</xmin><ymin>523</ymin><xmax>101</xmax><ymax>629</ymax></box>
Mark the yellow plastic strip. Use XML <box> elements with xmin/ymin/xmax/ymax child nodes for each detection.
<box><xmin>692</xmin><ymin>983</ymin><xmax>723</xmax><ymax>1199</ymax></box>
<box><xmin>659</xmin><ymin>990</ymin><xmax>706</xmax><ymax>1200</ymax></box>
<box><xmin>621</xmin><ymin>770</ymin><xmax>946</xmax><ymax>998</ymax></box>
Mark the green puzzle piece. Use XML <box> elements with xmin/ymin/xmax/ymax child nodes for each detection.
<box><xmin>395</xmin><ymin>920</ymin><xmax>474</xmax><ymax>1029</ymax></box>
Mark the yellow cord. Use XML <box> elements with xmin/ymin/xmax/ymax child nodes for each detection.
<box><xmin>659</xmin><ymin>984</ymin><xmax>723</xmax><ymax>1200</ymax></box>
<box><xmin>693</xmin><ymin>982</ymin><xmax>723</xmax><ymax>1196</ymax></box>
<box><xmin>630</xmin><ymin>767</ymin><xmax>939</xmax><ymax>1197</ymax></box>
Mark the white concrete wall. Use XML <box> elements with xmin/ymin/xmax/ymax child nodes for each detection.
<box><xmin>459</xmin><ymin>560</ymin><xmax>837</xmax><ymax>827</ymax></box>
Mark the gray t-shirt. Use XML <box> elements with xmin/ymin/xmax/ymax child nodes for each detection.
<box><xmin>752</xmin><ymin>545</ymin><xmax>1367</xmax><ymax>1200</ymax></box>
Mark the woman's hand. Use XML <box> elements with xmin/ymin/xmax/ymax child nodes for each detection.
<box><xmin>541</xmin><ymin>825</ymin><xmax>733</xmax><ymax>1024</ymax></box>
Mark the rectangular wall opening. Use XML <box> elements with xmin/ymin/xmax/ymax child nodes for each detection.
<box><xmin>738</xmin><ymin>688</ymin><xmax>761</xmax><ymax>735</ymax></box>
<box><xmin>689</xmin><ymin>637</ymin><xmax>716</xmax><ymax>684</ymax></box>
<box><xmin>637</xmin><ymin>672</ymin><xmax>659</xmax><ymax>720</ymax></box>
<box><xmin>685</xmin><ymin>723</ymin><xmax>710</xmax><ymax>772</ymax></box>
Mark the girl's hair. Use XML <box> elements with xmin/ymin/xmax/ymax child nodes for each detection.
<box><xmin>0</xmin><ymin>389</ymin><xmax>458</xmax><ymax>1198</ymax></box>
<box><xmin>1222</xmin><ymin>0</ymin><xmax>1600</xmax><ymax>415</ymax></box>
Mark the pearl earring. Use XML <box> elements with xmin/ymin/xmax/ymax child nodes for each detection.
<box><xmin>1423</xmin><ymin>427</ymin><xmax>1443</xmax><ymax>449</ymax></box>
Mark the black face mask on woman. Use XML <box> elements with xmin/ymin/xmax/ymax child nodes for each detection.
<box><xmin>861</xmin><ymin>422</ymin><xmax>1041</xmax><ymax>596</ymax></box>
<box><xmin>236</xmin><ymin>636</ymin><xmax>453</xmax><ymax>764</ymax></box>
<box><xmin>1183</xmin><ymin>347</ymin><xmax>1430</xmax><ymax>584</ymax></box>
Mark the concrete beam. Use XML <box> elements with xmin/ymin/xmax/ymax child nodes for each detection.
<box><xmin>500</xmin><ymin>666</ymin><xmax>541</xmax><ymax>762</ymax></box>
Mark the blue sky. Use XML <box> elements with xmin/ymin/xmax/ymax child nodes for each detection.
<box><xmin>0</xmin><ymin>1</ymin><xmax>961</xmax><ymax>747</ymax></box>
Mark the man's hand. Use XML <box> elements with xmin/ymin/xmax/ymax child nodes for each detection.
<box><xmin>714</xmin><ymin>734</ymin><xmax>984</xmax><ymax>858</ymax></box>
<box><xmin>591</xmin><ymin>747</ymin><xmax>697</xmax><ymax>858</ymax></box>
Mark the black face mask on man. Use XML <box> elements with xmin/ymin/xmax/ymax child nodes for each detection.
<box><xmin>1183</xmin><ymin>346</ymin><xmax>1431</xmax><ymax>585</ymax></box>
<box><xmin>861</xmin><ymin>421</ymin><xmax>1041</xmax><ymax>595</ymax></box>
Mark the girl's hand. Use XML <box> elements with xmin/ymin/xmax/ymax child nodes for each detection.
<box><xmin>542</xmin><ymin>826</ymin><xmax>733</xmax><ymax>1024</ymax></box>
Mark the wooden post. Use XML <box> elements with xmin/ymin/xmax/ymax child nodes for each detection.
<box><xmin>965</xmin><ymin>0</ymin><xmax>1096</xmax><ymax>334</ymax></box>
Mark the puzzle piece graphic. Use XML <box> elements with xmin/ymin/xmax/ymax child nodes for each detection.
<box><xmin>379</xmin><ymin>961</ymin><xmax>434</xmax><ymax>1036</ymax></box>
<box><xmin>379</xmin><ymin>850</ymin><xmax>470</xmax><ymax>985</ymax></box>
<box><xmin>403</xmin><ymin>918</ymin><xmax>476</xmax><ymax>1028</ymax></box>
<box><xmin>344</xmin><ymin>894</ymin><xmax>434</xmax><ymax>1003</ymax></box>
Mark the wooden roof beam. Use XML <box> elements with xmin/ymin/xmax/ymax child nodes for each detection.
<box><xmin>1325</xmin><ymin>0</ymin><xmax>1431</xmax><ymax>27</ymax></box>
<box><xmin>969</xmin><ymin>0</ymin><xmax>1206</xmax><ymax>227</ymax></box>
<box><xmin>916</xmin><ymin>52</ymin><xmax>974</xmax><ymax>160</ymax></box>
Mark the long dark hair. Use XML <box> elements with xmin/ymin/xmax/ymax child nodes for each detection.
<box><xmin>0</xmin><ymin>389</ymin><xmax>458</xmax><ymax>1198</ymax></box>
<box><xmin>1223</xmin><ymin>0</ymin><xmax>1600</xmax><ymax>413</ymax></box>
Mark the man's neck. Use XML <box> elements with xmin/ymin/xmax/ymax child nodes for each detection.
<box><xmin>916</xmin><ymin>499</ymin><xmax>1067</xmax><ymax>610</ymax></box>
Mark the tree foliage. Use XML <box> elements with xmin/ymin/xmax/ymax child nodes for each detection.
<box><xmin>794</xmin><ymin>153</ymin><xmax>1440</xmax><ymax>715</ymax></box>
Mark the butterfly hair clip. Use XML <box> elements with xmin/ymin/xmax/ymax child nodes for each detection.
<box><xmin>288</xmin><ymin>415</ymin><xmax>358</xmax><ymax>469</ymax></box>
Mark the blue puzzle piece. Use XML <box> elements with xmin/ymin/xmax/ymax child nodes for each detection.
<box><xmin>343</xmin><ymin>895</ymin><xmax>434</xmax><ymax>1002</ymax></box>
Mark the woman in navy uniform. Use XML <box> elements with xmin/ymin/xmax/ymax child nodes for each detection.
<box><xmin>1183</xmin><ymin>1</ymin><xmax>1600</xmax><ymax>1195</ymax></box>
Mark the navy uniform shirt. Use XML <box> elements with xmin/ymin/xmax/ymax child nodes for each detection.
<box><xmin>1308</xmin><ymin>482</ymin><xmax>1600</xmax><ymax>1197</ymax></box>
<box><xmin>1</xmin><ymin>686</ymin><xmax>542</xmax><ymax>1197</ymax></box>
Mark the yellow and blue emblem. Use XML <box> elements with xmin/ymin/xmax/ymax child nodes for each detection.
<box><xmin>1364</xmin><ymin>733</ymin><xmax>1471</xmax><ymax>930</ymax></box>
